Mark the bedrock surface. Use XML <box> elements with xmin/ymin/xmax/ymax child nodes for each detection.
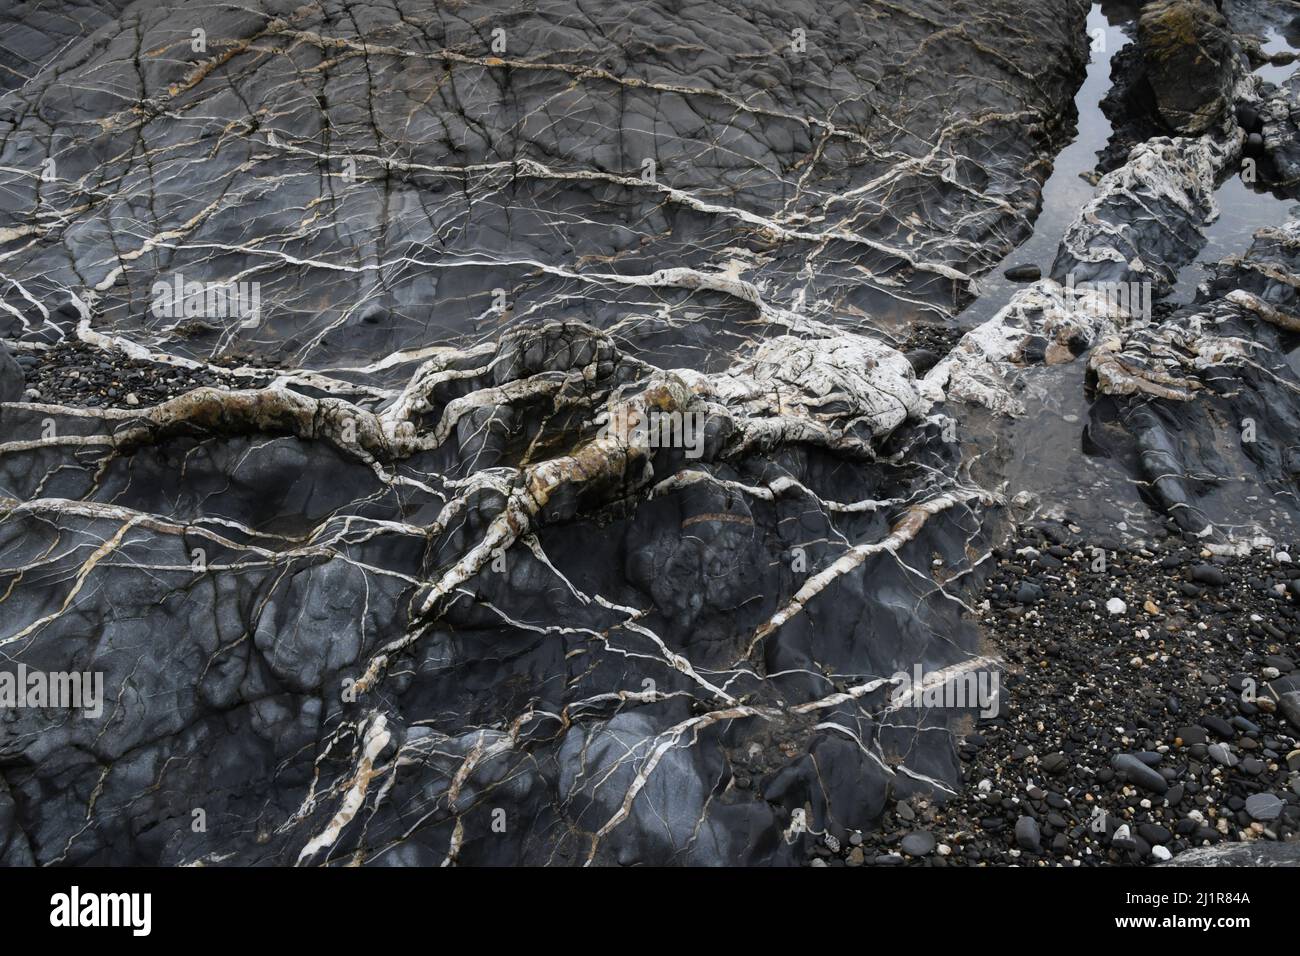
<box><xmin>5</xmin><ymin>0</ymin><xmax>1298</xmax><ymax>870</ymax></box>
<box><xmin>0</xmin><ymin>0</ymin><xmax>1098</xmax><ymax>866</ymax></box>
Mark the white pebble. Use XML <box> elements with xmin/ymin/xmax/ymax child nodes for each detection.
<box><xmin>1151</xmin><ymin>846</ymin><xmax>1172</xmax><ymax>862</ymax></box>
<box><xmin>1106</xmin><ymin>597</ymin><xmax>1127</xmax><ymax>615</ymax></box>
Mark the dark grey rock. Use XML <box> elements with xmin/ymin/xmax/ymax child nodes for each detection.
<box><xmin>1015</xmin><ymin>815</ymin><xmax>1041</xmax><ymax>851</ymax></box>
<box><xmin>1112</xmin><ymin>753</ymin><xmax>1169</xmax><ymax>794</ymax></box>
<box><xmin>1004</xmin><ymin>264</ymin><xmax>1042</xmax><ymax>282</ymax></box>
<box><xmin>1137</xmin><ymin>0</ymin><xmax>1237</xmax><ymax>135</ymax></box>
<box><xmin>1191</xmin><ymin>564</ymin><xmax>1226</xmax><ymax>586</ymax></box>
<box><xmin>900</xmin><ymin>831</ymin><xmax>936</xmax><ymax>857</ymax></box>
<box><xmin>1015</xmin><ymin>581</ymin><xmax>1045</xmax><ymax>604</ymax></box>
<box><xmin>1279</xmin><ymin>692</ymin><xmax>1300</xmax><ymax>732</ymax></box>
<box><xmin>0</xmin><ymin>343</ymin><xmax>20</xmax><ymax>403</ymax></box>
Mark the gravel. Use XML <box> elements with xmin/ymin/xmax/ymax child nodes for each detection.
<box><xmin>817</xmin><ymin>521</ymin><xmax>1300</xmax><ymax>866</ymax></box>
<box><xmin>13</xmin><ymin>339</ymin><xmax>275</xmax><ymax>409</ymax></box>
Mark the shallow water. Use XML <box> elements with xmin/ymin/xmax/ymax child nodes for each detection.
<box><xmin>1169</xmin><ymin>26</ymin><xmax>1300</xmax><ymax>302</ymax></box>
<box><xmin>961</xmin><ymin>8</ymin><xmax>1300</xmax><ymax>313</ymax></box>
<box><xmin>1170</xmin><ymin>175</ymin><xmax>1297</xmax><ymax>302</ymax></box>
<box><xmin>957</xmin><ymin>4</ymin><xmax>1131</xmax><ymax>329</ymax></box>
<box><xmin>1255</xmin><ymin>26</ymin><xmax>1300</xmax><ymax>86</ymax></box>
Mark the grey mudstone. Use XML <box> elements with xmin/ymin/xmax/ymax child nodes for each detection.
<box><xmin>0</xmin><ymin>0</ymin><xmax>1099</xmax><ymax>868</ymax></box>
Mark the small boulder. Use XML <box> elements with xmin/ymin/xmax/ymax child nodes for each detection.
<box><xmin>1138</xmin><ymin>0</ymin><xmax>1237</xmax><ymax>135</ymax></box>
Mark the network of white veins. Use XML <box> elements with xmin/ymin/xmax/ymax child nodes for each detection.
<box><xmin>4</xmin><ymin>26</ymin><xmax>1295</xmax><ymax>861</ymax></box>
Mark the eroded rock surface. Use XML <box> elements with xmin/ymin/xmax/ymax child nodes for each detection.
<box><xmin>2</xmin><ymin>0</ymin><xmax>1297</xmax><ymax>870</ymax></box>
<box><xmin>1086</xmin><ymin>216</ymin><xmax>1300</xmax><ymax>540</ymax></box>
<box><xmin>1139</xmin><ymin>0</ymin><xmax>1239</xmax><ymax>135</ymax></box>
<box><xmin>0</xmin><ymin>0</ymin><xmax>1090</xmax><ymax>866</ymax></box>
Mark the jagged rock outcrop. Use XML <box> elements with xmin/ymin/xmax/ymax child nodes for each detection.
<box><xmin>1</xmin><ymin>0</ymin><xmax>1293</xmax><ymax>872</ymax></box>
<box><xmin>0</xmin><ymin>0</ymin><xmax>1091</xmax><ymax>866</ymax></box>
<box><xmin>1085</xmin><ymin>217</ymin><xmax>1300</xmax><ymax>540</ymax></box>
<box><xmin>1138</xmin><ymin>0</ymin><xmax>1239</xmax><ymax>135</ymax></box>
<box><xmin>0</xmin><ymin>345</ymin><xmax>20</xmax><ymax>403</ymax></box>
<box><xmin>1161</xmin><ymin>842</ymin><xmax>1300</xmax><ymax>865</ymax></box>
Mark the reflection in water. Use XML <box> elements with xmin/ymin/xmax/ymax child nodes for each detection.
<box><xmin>960</xmin><ymin>7</ymin><xmax>1300</xmax><ymax>315</ymax></box>
<box><xmin>957</xmin><ymin>3</ymin><xmax>1132</xmax><ymax>328</ymax></box>
<box><xmin>1170</xmin><ymin>25</ymin><xmax>1300</xmax><ymax>301</ymax></box>
<box><xmin>960</xmin><ymin>4</ymin><xmax>1300</xmax><ymax>539</ymax></box>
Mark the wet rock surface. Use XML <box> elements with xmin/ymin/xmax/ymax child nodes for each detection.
<box><xmin>1138</xmin><ymin>0</ymin><xmax>1239</xmax><ymax>135</ymax></box>
<box><xmin>0</xmin><ymin>0</ymin><xmax>1089</xmax><ymax>867</ymax></box>
<box><xmin>1086</xmin><ymin>216</ymin><xmax>1300</xmax><ymax>539</ymax></box>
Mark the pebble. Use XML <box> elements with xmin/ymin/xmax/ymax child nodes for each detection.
<box><xmin>1245</xmin><ymin>793</ymin><xmax>1283</xmax><ymax>822</ymax></box>
<box><xmin>1015</xmin><ymin>815</ymin><xmax>1041</xmax><ymax>851</ymax></box>
<box><xmin>1208</xmin><ymin>742</ymin><xmax>1237</xmax><ymax>767</ymax></box>
<box><xmin>1040</xmin><ymin>753</ymin><xmax>1068</xmax><ymax>774</ymax></box>
<box><xmin>1106</xmin><ymin>597</ymin><xmax>1127</xmax><ymax>615</ymax></box>
<box><xmin>1111</xmin><ymin>823</ymin><xmax>1136</xmax><ymax>851</ymax></box>
<box><xmin>1005</xmin><ymin>264</ymin><xmax>1042</xmax><ymax>282</ymax></box>
<box><xmin>900</xmin><ymin>525</ymin><xmax>1300</xmax><ymax>870</ymax></box>
<box><xmin>1015</xmin><ymin>582</ymin><xmax>1044</xmax><ymax>604</ymax></box>
<box><xmin>900</xmin><ymin>831</ymin><xmax>936</xmax><ymax>857</ymax></box>
<box><xmin>1176</xmin><ymin>725</ymin><xmax>1207</xmax><ymax>746</ymax></box>
<box><xmin>1200</xmin><ymin>715</ymin><xmax>1234</xmax><ymax>739</ymax></box>
<box><xmin>1191</xmin><ymin>564</ymin><xmax>1226</xmax><ymax>586</ymax></box>
<box><xmin>1279</xmin><ymin>692</ymin><xmax>1300</xmax><ymax>731</ymax></box>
